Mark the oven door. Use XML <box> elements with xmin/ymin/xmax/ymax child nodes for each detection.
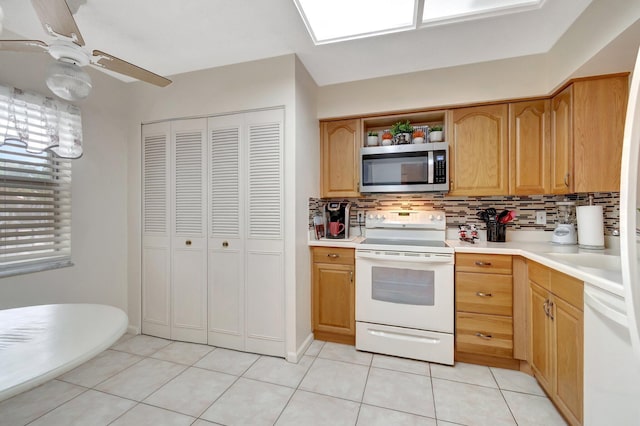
<box><xmin>355</xmin><ymin>249</ymin><xmax>454</xmax><ymax>333</ymax></box>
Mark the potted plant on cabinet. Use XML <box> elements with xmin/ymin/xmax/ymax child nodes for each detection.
<box><xmin>391</xmin><ymin>120</ymin><xmax>414</xmax><ymax>144</ymax></box>
<box><xmin>381</xmin><ymin>131</ymin><xmax>393</xmax><ymax>146</ymax></box>
<box><xmin>429</xmin><ymin>125</ymin><xmax>444</xmax><ymax>142</ymax></box>
<box><xmin>367</xmin><ymin>131</ymin><xmax>379</xmax><ymax>146</ymax></box>
<box><xmin>412</xmin><ymin>129</ymin><xmax>425</xmax><ymax>144</ymax></box>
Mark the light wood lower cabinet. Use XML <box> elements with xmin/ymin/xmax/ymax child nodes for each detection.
<box><xmin>312</xmin><ymin>247</ymin><xmax>355</xmax><ymax>344</ymax></box>
<box><xmin>455</xmin><ymin>253</ymin><xmax>516</xmax><ymax>368</ymax></box>
<box><xmin>529</xmin><ymin>261</ymin><xmax>584</xmax><ymax>426</ymax></box>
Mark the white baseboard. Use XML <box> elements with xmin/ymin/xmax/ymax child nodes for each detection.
<box><xmin>286</xmin><ymin>332</ymin><xmax>314</xmax><ymax>363</ymax></box>
<box><xmin>127</xmin><ymin>325</ymin><xmax>140</xmax><ymax>335</ymax></box>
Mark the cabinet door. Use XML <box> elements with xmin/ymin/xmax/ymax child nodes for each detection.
<box><xmin>553</xmin><ymin>296</ymin><xmax>583</xmax><ymax>425</ymax></box>
<box><xmin>551</xmin><ymin>85</ymin><xmax>573</xmax><ymax>194</ymax></box>
<box><xmin>530</xmin><ymin>281</ymin><xmax>553</xmax><ymax>394</ymax></box>
<box><xmin>142</xmin><ymin>122</ymin><xmax>171</xmax><ymax>339</ymax></box>
<box><xmin>207</xmin><ymin>114</ymin><xmax>245</xmax><ymax>350</ymax></box>
<box><xmin>321</xmin><ymin>119</ymin><xmax>361</xmax><ymax>197</ymax></box>
<box><xmin>450</xmin><ymin>104</ymin><xmax>509</xmax><ymax>195</ymax></box>
<box><xmin>509</xmin><ymin>100</ymin><xmax>550</xmax><ymax>194</ymax></box>
<box><xmin>313</xmin><ymin>262</ymin><xmax>355</xmax><ymax>340</ymax></box>
<box><xmin>171</xmin><ymin>119</ymin><xmax>208</xmax><ymax>343</ymax></box>
<box><xmin>573</xmin><ymin>76</ymin><xmax>628</xmax><ymax>193</ymax></box>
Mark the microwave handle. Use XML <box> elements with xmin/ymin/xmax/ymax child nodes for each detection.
<box><xmin>428</xmin><ymin>151</ymin><xmax>434</xmax><ymax>184</ymax></box>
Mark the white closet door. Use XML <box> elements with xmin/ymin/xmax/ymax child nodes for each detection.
<box><xmin>244</xmin><ymin>109</ymin><xmax>285</xmax><ymax>356</ymax></box>
<box><xmin>171</xmin><ymin>118</ymin><xmax>208</xmax><ymax>343</ymax></box>
<box><xmin>142</xmin><ymin>122</ymin><xmax>171</xmax><ymax>339</ymax></box>
<box><xmin>207</xmin><ymin>114</ymin><xmax>245</xmax><ymax>349</ymax></box>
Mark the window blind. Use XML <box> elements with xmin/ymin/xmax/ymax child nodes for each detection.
<box><xmin>0</xmin><ymin>139</ymin><xmax>73</xmax><ymax>276</ymax></box>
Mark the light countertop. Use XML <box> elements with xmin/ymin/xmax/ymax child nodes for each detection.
<box><xmin>309</xmin><ymin>233</ymin><xmax>624</xmax><ymax>297</ymax></box>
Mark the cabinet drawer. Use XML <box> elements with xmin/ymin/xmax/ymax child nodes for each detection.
<box><xmin>456</xmin><ymin>272</ymin><xmax>513</xmax><ymax>316</ymax></box>
<box><xmin>528</xmin><ymin>261</ymin><xmax>550</xmax><ymax>290</ymax></box>
<box><xmin>456</xmin><ymin>312</ymin><xmax>513</xmax><ymax>359</ymax></box>
<box><xmin>456</xmin><ymin>254</ymin><xmax>512</xmax><ymax>275</ymax></box>
<box><xmin>312</xmin><ymin>247</ymin><xmax>354</xmax><ymax>265</ymax></box>
<box><xmin>550</xmin><ymin>269</ymin><xmax>583</xmax><ymax>310</ymax></box>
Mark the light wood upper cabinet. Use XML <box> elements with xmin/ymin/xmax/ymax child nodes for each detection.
<box><xmin>320</xmin><ymin>119</ymin><xmax>361</xmax><ymax>198</ymax></box>
<box><xmin>573</xmin><ymin>76</ymin><xmax>628</xmax><ymax>193</ymax></box>
<box><xmin>551</xmin><ymin>85</ymin><xmax>573</xmax><ymax>194</ymax></box>
<box><xmin>510</xmin><ymin>100</ymin><xmax>550</xmax><ymax>194</ymax></box>
<box><xmin>450</xmin><ymin>104</ymin><xmax>509</xmax><ymax>195</ymax></box>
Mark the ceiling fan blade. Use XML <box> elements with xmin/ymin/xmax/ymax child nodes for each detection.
<box><xmin>0</xmin><ymin>39</ymin><xmax>49</xmax><ymax>53</ymax></box>
<box><xmin>31</xmin><ymin>0</ymin><xmax>85</xmax><ymax>46</ymax></box>
<box><xmin>92</xmin><ymin>50</ymin><xmax>172</xmax><ymax>87</ymax></box>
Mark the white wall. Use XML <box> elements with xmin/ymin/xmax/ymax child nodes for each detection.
<box><xmin>292</xmin><ymin>57</ymin><xmax>319</xmax><ymax>357</ymax></box>
<box><xmin>126</xmin><ymin>55</ymin><xmax>299</xmax><ymax>344</ymax></box>
<box><xmin>0</xmin><ymin>52</ymin><xmax>130</xmax><ymax>312</ymax></box>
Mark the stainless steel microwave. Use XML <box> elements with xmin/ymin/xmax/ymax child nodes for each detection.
<box><xmin>360</xmin><ymin>142</ymin><xmax>449</xmax><ymax>193</ymax></box>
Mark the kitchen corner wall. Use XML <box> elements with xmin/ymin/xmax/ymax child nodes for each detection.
<box><xmin>310</xmin><ymin>192</ymin><xmax>620</xmax><ymax>235</ymax></box>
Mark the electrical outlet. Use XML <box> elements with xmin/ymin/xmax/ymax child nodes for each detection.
<box><xmin>536</xmin><ymin>211</ymin><xmax>547</xmax><ymax>225</ymax></box>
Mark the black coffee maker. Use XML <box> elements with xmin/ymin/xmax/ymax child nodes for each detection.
<box><xmin>323</xmin><ymin>202</ymin><xmax>351</xmax><ymax>239</ymax></box>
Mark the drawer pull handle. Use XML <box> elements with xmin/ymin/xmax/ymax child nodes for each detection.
<box><xmin>475</xmin><ymin>332</ymin><xmax>493</xmax><ymax>340</ymax></box>
<box><xmin>476</xmin><ymin>292</ymin><xmax>493</xmax><ymax>297</ymax></box>
<box><xmin>475</xmin><ymin>261</ymin><xmax>492</xmax><ymax>267</ymax></box>
<box><xmin>327</xmin><ymin>253</ymin><xmax>340</xmax><ymax>259</ymax></box>
<box><xmin>548</xmin><ymin>300</ymin><xmax>554</xmax><ymax>321</ymax></box>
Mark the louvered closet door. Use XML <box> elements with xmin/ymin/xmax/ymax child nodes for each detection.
<box><xmin>207</xmin><ymin>114</ymin><xmax>245</xmax><ymax>350</ymax></box>
<box><xmin>244</xmin><ymin>109</ymin><xmax>285</xmax><ymax>357</ymax></box>
<box><xmin>142</xmin><ymin>122</ymin><xmax>171</xmax><ymax>339</ymax></box>
<box><xmin>171</xmin><ymin>118</ymin><xmax>208</xmax><ymax>343</ymax></box>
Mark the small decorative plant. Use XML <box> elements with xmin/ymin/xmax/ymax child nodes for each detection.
<box><xmin>382</xmin><ymin>131</ymin><xmax>393</xmax><ymax>140</ymax></box>
<box><xmin>412</xmin><ymin>129</ymin><xmax>425</xmax><ymax>138</ymax></box>
<box><xmin>430</xmin><ymin>125</ymin><xmax>443</xmax><ymax>132</ymax></box>
<box><xmin>368</xmin><ymin>131</ymin><xmax>378</xmax><ymax>137</ymax></box>
<box><xmin>390</xmin><ymin>120</ymin><xmax>414</xmax><ymax>136</ymax></box>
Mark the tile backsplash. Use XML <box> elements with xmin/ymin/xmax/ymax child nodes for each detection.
<box><xmin>310</xmin><ymin>192</ymin><xmax>620</xmax><ymax>235</ymax></box>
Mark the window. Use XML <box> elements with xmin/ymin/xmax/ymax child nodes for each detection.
<box><xmin>0</xmin><ymin>85</ymin><xmax>82</xmax><ymax>277</ymax></box>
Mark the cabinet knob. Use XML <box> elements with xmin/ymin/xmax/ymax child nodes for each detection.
<box><xmin>475</xmin><ymin>332</ymin><xmax>493</xmax><ymax>340</ymax></box>
<box><xmin>327</xmin><ymin>253</ymin><xmax>339</xmax><ymax>259</ymax></box>
<box><xmin>350</xmin><ymin>271</ymin><xmax>353</xmax><ymax>282</ymax></box>
<box><xmin>476</xmin><ymin>292</ymin><xmax>492</xmax><ymax>297</ymax></box>
<box><xmin>222</xmin><ymin>241</ymin><xmax>229</xmax><ymax>248</ymax></box>
<box><xmin>475</xmin><ymin>261</ymin><xmax>492</xmax><ymax>267</ymax></box>
<box><xmin>564</xmin><ymin>173</ymin><xmax>570</xmax><ymax>188</ymax></box>
<box><xmin>185</xmin><ymin>240</ymin><xmax>192</xmax><ymax>246</ymax></box>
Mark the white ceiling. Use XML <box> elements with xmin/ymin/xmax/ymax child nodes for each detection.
<box><xmin>0</xmin><ymin>0</ymin><xmax>593</xmax><ymax>86</ymax></box>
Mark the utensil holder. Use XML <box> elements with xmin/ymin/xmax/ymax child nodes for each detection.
<box><xmin>487</xmin><ymin>222</ymin><xmax>506</xmax><ymax>242</ymax></box>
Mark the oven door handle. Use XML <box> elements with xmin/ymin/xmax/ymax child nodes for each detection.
<box><xmin>356</xmin><ymin>251</ymin><xmax>453</xmax><ymax>264</ymax></box>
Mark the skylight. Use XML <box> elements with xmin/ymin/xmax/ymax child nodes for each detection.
<box><xmin>294</xmin><ymin>0</ymin><xmax>545</xmax><ymax>45</ymax></box>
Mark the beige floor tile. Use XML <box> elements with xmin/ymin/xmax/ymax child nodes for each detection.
<box><xmin>28</xmin><ymin>389</ymin><xmax>135</xmax><ymax>426</ymax></box>
<box><xmin>304</xmin><ymin>340</ymin><xmax>325</xmax><ymax>357</ymax></box>
<box><xmin>430</xmin><ymin>362</ymin><xmax>498</xmax><ymax>388</ymax></box>
<box><xmin>318</xmin><ymin>342</ymin><xmax>373</xmax><ymax>366</ymax></box>
<box><xmin>363</xmin><ymin>367</ymin><xmax>435</xmax><ymax>418</ymax></box>
<box><xmin>58</xmin><ymin>349</ymin><xmax>142</xmax><ymax>387</ymax></box>
<box><xmin>502</xmin><ymin>390</ymin><xmax>567</xmax><ymax>426</ymax></box>
<box><xmin>150</xmin><ymin>341</ymin><xmax>214</xmax><ymax>365</ymax></box>
<box><xmin>110</xmin><ymin>403</ymin><xmax>195</xmax><ymax>426</ymax></box>
<box><xmin>110</xmin><ymin>333</ymin><xmax>135</xmax><ymax>348</ymax></box>
<box><xmin>490</xmin><ymin>367</ymin><xmax>546</xmax><ymax>396</ymax></box>
<box><xmin>0</xmin><ymin>380</ymin><xmax>86</xmax><ymax>426</ymax></box>
<box><xmin>143</xmin><ymin>367</ymin><xmax>236</xmax><ymax>417</ymax></box>
<box><xmin>432</xmin><ymin>378</ymin><xmax>515</xmax><ymax>426</ymax></box>
<box><xmin>243</xmin><ymin>355</ymin><xmax>314</xmax><ymax>388</ymax></box>
<box><xmin>95</xmin><ymin>358</ymin><xmax>186</xmax><ymax>401</ymax></box>
<box><xmin>191</xmin><ymin>420</ymin><xmax>221</xmax><ymax>426</ymax></box>
<box><xmin>194</xmin><ymin>347</ymin><xmax>259</xmax><ymax>375</ymax></box>
<box><xmin>371</xmin><ymin>354</ymin><xmax>430</xmax><ymax>376</ymax></box>
<box><xmin>299</xmin><ymin>357</ymin><xmax>369</xmax><ymax>402</ymax></box>
<box><xmin>111</xmin><ymin>334</ymin><xmax>170</xmax><ymax>356</ymax></box>
<box><xmin>357</xmin><ymin>404</ymin><xmax>437</xmax><ymax>425</ymax></box>
<box><xmin>275</xmin><ymin>390</ymin><xmax>360</xmax><ymax>426</ymax></box>
<box><xmin>201</xmin><ymin>378</ymin><xmax>294</xmax><ymax>425</ymax></box>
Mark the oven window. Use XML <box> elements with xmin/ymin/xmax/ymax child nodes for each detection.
<box><xmin>371</xmin><ymin>266</ymin><xmax>434</xmax><ymax>306</ymax></box>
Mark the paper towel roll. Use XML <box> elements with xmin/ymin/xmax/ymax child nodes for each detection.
<box><xmin>576</xmin><ymin>205</ymin><xmax>605</xmax><ymax>249</ymax></box>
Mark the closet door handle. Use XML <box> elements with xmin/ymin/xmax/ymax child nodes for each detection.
<box><xmin>222</xmin><ymin>241</ymin><xmax>229</xmax><ymax>248</ymax></box>
<box><xmin>185</xmin><ymin>240</ymin><xmax>192</xmax><ymax>246</ymax></box>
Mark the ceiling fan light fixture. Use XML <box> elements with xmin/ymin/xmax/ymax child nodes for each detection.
<box><xmin>45</xmin><ymin>59</ymin><xmax>92</xmax><ymax>101</ymax></box>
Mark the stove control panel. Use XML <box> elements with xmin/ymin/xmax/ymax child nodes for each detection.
<box><xmin>365</xmin><ymin>210</ymin><xmax>446</xmax><ymax>230</ymax></box>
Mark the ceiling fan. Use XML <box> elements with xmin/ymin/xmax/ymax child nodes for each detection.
<box><xmin>0</xmin><ymin>0</ymin><xmax>172</xmax><ymax>101</ymax></box>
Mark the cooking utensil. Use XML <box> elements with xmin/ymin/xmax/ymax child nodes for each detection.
<box><xmin>500</xmin><ymin>210</ymin><xmax>516</xmax><ymax>224</ymax></box>
<box><xmin>497</xmin><ymin>210</ymin><xmax>509</xmax><ymax>222</ymax></box>
<box><xmin>476</xmin><ymin>211</ymin><xmax>488</xmax><ymax>222</ymax></box>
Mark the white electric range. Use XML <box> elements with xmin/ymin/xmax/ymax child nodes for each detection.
<box><xmin>355</xmin><ymin>210</ymin><xmax>454</xmax><ymax>365</ymax></box>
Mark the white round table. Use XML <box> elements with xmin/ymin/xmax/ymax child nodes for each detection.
<box><xmin>0</xmin><ymin>304</ymin><xmax>128</xmax><ymax>401</ymax></box>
